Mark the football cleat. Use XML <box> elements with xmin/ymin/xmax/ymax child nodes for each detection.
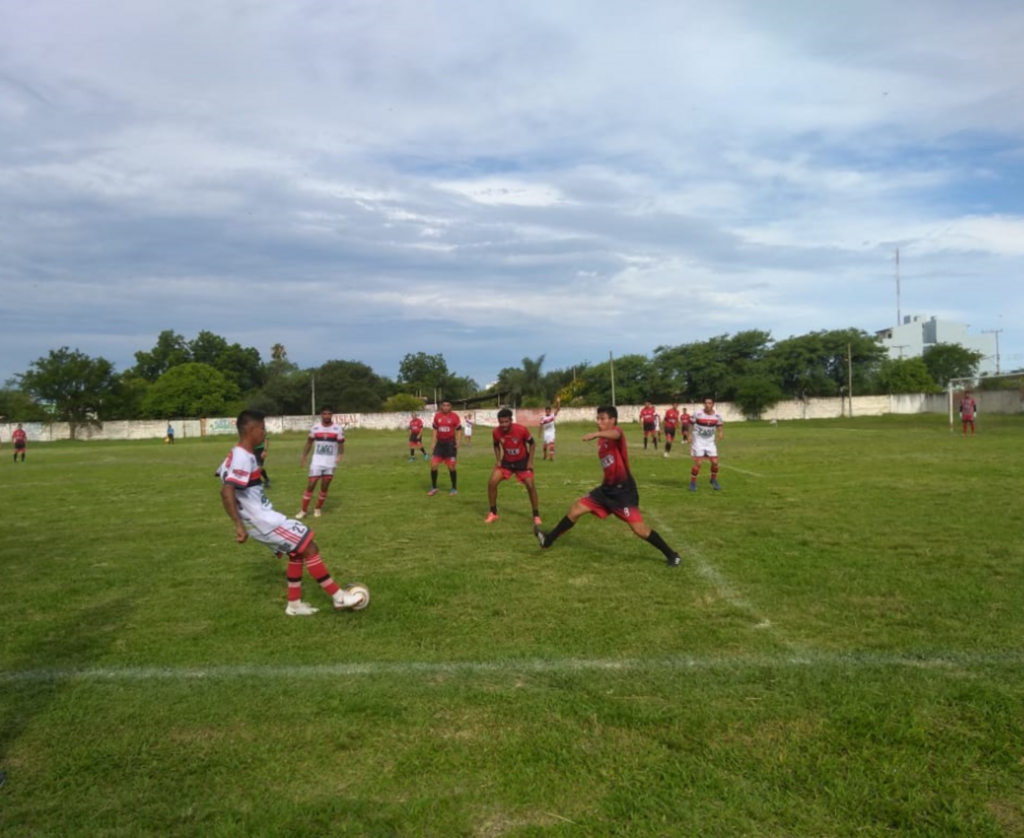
<box><xmin>450</xmin><ymin>489</ymin><xmax>458</xmax><ymax>496</ymax></box>
<box><xmin>295</xmin><ymin>510</ymin><xmax>307</xmax><ymax>519</ymax></box>
<box><xmin>710</xmin><ymin>479</ymin><xmax>721</xmax><ymax>491</ymax></box>
<box><xmin>533</xmin><ymin>525</ymin><xmax>548</xmax><ymax>549</ymax></box>
<box><xmin>285</xmin><ymin>601</ymin><xmax>319</xmax><ymax>616</ymax></box>
<box><xmin>666</xmin><ymin>554</ymin><xmax>681</xmax><ymax>568</ymax></box>
<box><xmin>485</xmin><ymin>512</ymin><xmax>499</xmax><ymax>523</ymax></box>
<box><xmin>314</xmin><ymin>508</ymin><xmax>322</xmax><ymax>517</ymax></box>
<box><xmin>688</xmin><ymin>482</ymin><xmax>697</xmax><ymax>492</ymax></box>
<box><xmin>427</xmin><ymin>488</ymin><xmax>438</xmax><ymax>496</ymax></box>
<box><xmin>533</xmin><ymin>515</ymin><xmax>543</xmax><ymax>526</ymax></box>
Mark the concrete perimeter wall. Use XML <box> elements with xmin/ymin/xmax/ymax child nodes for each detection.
<box><xmin>3</xmin><ymin>390</ymin><xmax>1021</xmax><ymax>443</ymax></box>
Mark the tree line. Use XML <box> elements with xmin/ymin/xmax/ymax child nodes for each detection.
<box><xmin>0</xmin><ymin>326</ymin><xmax>997</xmax><ymax>437</ymax></box>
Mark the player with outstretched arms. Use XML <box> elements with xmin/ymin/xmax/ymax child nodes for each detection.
<box><xmin>533</xmin><ymin>405</ymin><xmax>681</xmax><ymax>567</ymax></box>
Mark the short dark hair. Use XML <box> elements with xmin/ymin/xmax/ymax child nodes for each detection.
<box><xmin>236</xmin><ymin>409</ymin><xmax>265</xmax><ymax>432</ymax></box>
<box><xmin>497</xmin><ymin>407</ymin><xmax>513</xmax><ymax>420</ymax></box>
<box><xmin>319</xmin><ymin>405</ymin><xmax>333</xmax><ymax>413</ymax></box>
<box><xmin>596</xmin><ymin>405</ymin><xmax>618</xmax><ymax>420</ymax></box>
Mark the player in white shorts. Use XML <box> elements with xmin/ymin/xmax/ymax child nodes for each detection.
<box><xmin>540</xmin><ymin>399</ymin><xmax>560</xmax><ymax>460</ymax></box>
<box><xmin>297</xmin><ymin>406</ymin><xmax>345</xmax><ymax>518</ymax></box>
<box><xmin>689</xmin><ymin>398</ymin><xmax>724</xmax><ymax>491</ymax></box>
<box><xmin>463</xmin><ymin>411</ymin><xmax>474</xmax><ymax>445</ymax></box>
<box><xmin>219</xmin><ymin>409</ymin><xmax>365</xmax><ymax>615</ymax></box>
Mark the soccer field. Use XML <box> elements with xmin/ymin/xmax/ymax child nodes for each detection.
<box><xmin>2</xmin><ymin>415</ymin><xmax>1023</xmax><ymax>836</ymax></box>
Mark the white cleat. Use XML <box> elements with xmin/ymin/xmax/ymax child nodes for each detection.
<box><xmin>314</xmin><ymin>508</ymin><xmax>322</xmax><ymax>518</ymax></box>
<box><xmin>285</xmin><ymin>601</ymin><xmax>319</xmax><ymax>616</ymax></box>
<box><xmin>334</xmin><ymin>584</ymin><xmax>370</xmax><ymax>611</ymax></box>
<box><xmin>295</xmin><ymin>510</ymin><xmax>307</xmax><ymax>520</ymax></box>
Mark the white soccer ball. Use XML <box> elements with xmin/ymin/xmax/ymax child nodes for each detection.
<box><xmin>344</xmin><ymin>583</ymin><xmax>370</xmax><ymax>611</ymax></box>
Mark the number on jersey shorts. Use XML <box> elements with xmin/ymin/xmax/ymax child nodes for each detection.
<box><xmin>250</xmin><ymin>519</ymin><xmax>313</xmax><ymax>556</ymax></box>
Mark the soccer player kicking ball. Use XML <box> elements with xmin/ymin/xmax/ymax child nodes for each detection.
<box><xmin>219</xmin><ymin>410</ymin><xmax>366</xmax><ymax>616</ymax></box>
<box><xmin>533</xmin><ymin>405</ymin><xmax>682</xmax><ymax>567</ymax></box>
<box><xmin>486</xmin><ymin>408</ymin><xmax>542</xmax><ymax>525</ymax></box>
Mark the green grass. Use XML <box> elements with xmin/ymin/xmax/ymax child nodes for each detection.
<box><xmin>2</xmin><ymin>415</ymin><xmax>1024</xmax><ymax>836</ymax></box>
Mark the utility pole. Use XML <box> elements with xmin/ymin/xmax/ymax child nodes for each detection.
<box><xmin>894</xmin><ymin>248</ymin><xmax>901</xmax><ymax>326</ymax></box>
<box><xmin>983</xmin><ymin>329</ymin><xmax>1003</xmax><ymax>374</ymax></box>
<box><xmin>609</xmin><ymin>351</ymin><xmax>616</xmax><ymax>407</ymax></box>
<box><xmin>847</xmin><ymin>343</ymin><xmax>853</xmax><ymax>417</ymax></box>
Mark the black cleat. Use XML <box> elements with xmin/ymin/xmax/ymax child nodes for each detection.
<box><xmin>533</xmin><ymin>525</ymin><xmax>549</xmax><ymax>549</ymax></box>
<box><xmin>666</xmin><ymin>554</ymin><xmax>681</xmax><ymax>567</ymax></box>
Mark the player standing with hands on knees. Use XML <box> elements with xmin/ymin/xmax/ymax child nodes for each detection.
<box><xmin>219</xmin><ymin>410</ymin><xmax>366</xmax><ymax>616</ymax></box>
<box><xmin>533</xmin><ymin>405</ymin><xmax>682</xmax><ymax>567</ymax></box>
<box><xmin>297</xmin><ymin>406</ymin><xmax>344</xmax><ymax>518</ymax></box>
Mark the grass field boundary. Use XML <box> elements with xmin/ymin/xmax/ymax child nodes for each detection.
<box><xmin>4</xmin><ymin>650</ymin><xmax>1023</xmax><ymax>685</ymax></box>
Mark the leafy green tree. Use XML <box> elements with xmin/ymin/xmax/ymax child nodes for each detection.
<box><xmin>732</xmin><ymin>376</ymin><xmax>785</xmax><ymax>419</ymax></box>
<box><xmin>922</xmin><ymin>343</ymin><xmax>985</xmax><ymax>388</ymax></box>
<box><xmin>384</xmin><ymin>393</ymin><xmax>427</xmax><ymax>412</ymax></box>
<box><xmin>189</xmin><ymin>331</ymin><xmax>264</xmax><ymax>392</ymax></box>
<box><xmin>103</xmin><ymin>373</ymin><xmax>150</xmax><ymax>420</ymax></box>
<box><xmin>579</xmin><ymin>354</ymin><xmax>662</xmax><ymax>406</ymax></box>
<box><xmin>397</xmin><ymin>352</ymin><xmax>451</xmax><ymax>397</ymax></box>
<box><xmin>140</xmin><ymin>363</ymin><xmax>241</xmax><ymax>418</ymax></box>
<box><xmin>16</xmin><ymin>347</ymin><xmax>118</xmax><ymax>438</ymax></box>
<box><xmin>769</xmin><ymin>329</ymin><xmax>885</xmax><ymax>398</ymax></box>
<box><xmin>132</xmin><ymin>330</ymin><xmax>190</xmax><ymax>380</ymax></box>
<box><xmin>314</xmin><ymin>360</ymin><xmax>393</xmax><ymax>412</ymax></box>
<box><xmin>0</xmin><ymin>387</ymin><xmax>51</xmax><ymax>422</ymax></box>
<box><xmin>876</xmin><ymin>358</ymin><xmax>940</xmax><ymax>394</ymax></box>
<box><xmin>655</xmin><ymin>331</ymin><xmax>771</xmax><ymax>401</ymax></box>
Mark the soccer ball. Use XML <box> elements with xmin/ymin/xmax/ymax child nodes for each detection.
<box><xmin>344</xmin><ymin>583</ymin><xmax>370</xmax><ymax>611</ymax></box>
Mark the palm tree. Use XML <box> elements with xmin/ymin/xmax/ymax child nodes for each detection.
<box><xmin>271</xmin><ymin>343</ymin><xmax>287</xmax><ymax>362</ymax></box>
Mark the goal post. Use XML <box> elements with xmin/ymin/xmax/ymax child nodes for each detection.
<box><xmin>947</xmin><ymin>372</ymin><xmax>1024</xmax><ymax>432</ymax></box>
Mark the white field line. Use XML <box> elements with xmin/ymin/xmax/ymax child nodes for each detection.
<box><xmin>2</xmin><ymin>650</ymin><xmax>1022</xmax><ymax>685</ymax></box>
<box><xmin>721</xmin><ymin>465</ymin><xmax>765</xmax><ymax>478</ymax></box>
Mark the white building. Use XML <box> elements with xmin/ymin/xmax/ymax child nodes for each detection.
<box><xmin>876</xmin><ymin>315</ymin><xmax>997</xmax><ymax>375</ymax></box>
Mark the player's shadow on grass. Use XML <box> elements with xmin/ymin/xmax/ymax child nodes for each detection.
<box><xmin>0</xmin><ymin>599</ymin><xmax>133</xmax><ymax>783</ymax></box>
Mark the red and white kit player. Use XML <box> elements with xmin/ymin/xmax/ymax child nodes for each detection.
<box><xmin>639</xmin><ymin>401</ymin><xmax>659</xmax><ymax>450</ymax></box>
<box><xmin>689</xmin><ymin>398</ymin><xmax>724</xmax><ymax>491</ymax></box>
<box><xmin>11</xmin><ymin>424</ymin><xmax>27</xmax><ymax>462</ymax></box>
<box><xmin>298</xmin><ymin>406</ymin><xmax>345</xmax><ymax>518</ymax></box>
<box><xmin>219</xmin><ymin>409</ymin><xmax>365</xmax><ymax>616</ymax></box>
<box><xmin>662</xmin><ymin>403</ymin><xmax>680</xmax><ymax>458</ymax></box>
<box><xmin>407</xmin><ymin>412</ymin><xmax>427</xmax><ymax>461</ymax></box>
<box><xmin>959</xmin><ymin>391</ymin><xmax>978</xmax><ymax>436</ymax></box>
<box><xmin>428</xmin><ymin>400</ymin><xmax>462</xmax><ymax>496</ymax></box>
<box><xmin>539</xmin><ymin>399</ymin><xmax>560</xmax><ymax>460</ymax></box>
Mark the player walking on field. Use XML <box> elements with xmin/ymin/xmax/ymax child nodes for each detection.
<box><xmin>690</xmin><ymin>398</ymin><xmax>724</xmax><ymax>491</ymax></box>
<box><xmin>219</xmin><ymin>410</ymin><xmax>365</xmax><ymax>616</ymax></box>
<box><xmin>297</xmin><ymin>406</ymin><xmax>344</xmax><ymax>518</ymax></box>
<box><xmin>428</xmin><ymin>400</ymin><xmax>462</xmax><ymax>496</ymax></box>
<box><xmin>662</xmin><ymin>403</ymin><xmax>680</xmax><ymax>458</ymax></box>
<box><xmin>639</xmin><ymin>401</ymin><xmax>659</xmax><ymax>450</ymax></box>
<box><xmin>12</xmin><ymin>424</ymin><xmax>27</xmax><ymax>462</ymax></box>
<box><xmin>540</xmin><ymin>399</ymin><xmax>560</xmax><ymax>460</ymax></box>
<box><xmin>533</xmin><ymin>405</ymin><xmax>682</xmax><ymax>567</ymax></box>
<box><xmin>486</xmin><ymin>408</ymin><xmax>542</xmax><ymax>525</ymax></box>
<box><xmin>407</xmin><ymin>412</ymin><xmax>428</xmax><ymax>461</ymax></box>
<box><xmin>959</xmin><ymin>391</ymin><xmax>978</xmax><ymax>436</ymax></box>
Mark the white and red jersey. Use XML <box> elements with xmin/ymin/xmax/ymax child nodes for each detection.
<box><xmin>493</xmin><ymin>423</ymin><xmax>533</xmax><ymax>467</ymax></box>
<box><xmin>540</xmin><ymin>411</ymin><xmax>558</xmax><ymax>442</ymax></box>
<box><xmin>663</xmin><ymin>408</ymin><xmax>679</xmax><ymax>431</ymax></box>
<box><xmin>409</xmin><ymin>417</ymin><xmax>424</xmax><ymax>438</ymax></box>
<box><xmin>691</xmin><ymin>410</ymin><xmax>723</xmax><ymax>442</ymax></box>
<box><xmin>959</xmin><ymin>397</ymin><xmax>977</xmax><ymax>420</ymax></box>
<box><xmin>308</xmin><ymin>421</ymin><xmax>344</xmax><ymax>469</ymax></box>
<box><xmin>432</xmin><ymin>410</ymin><xmax>462</xmax><ymax>443</ymax></box>
<box><xmin>639</xmin><ymin>406</ymin><xmax>657</xmax><ymax>428</ymax></box>
<box><xmin>220</xmin><ymin>446</ymin><xmax>286</xmax><ymax>534</ymax></box>
<box><xmin>12</xmin><ymin>428</ymin><xmax>27</xmax><ymax>447</ymax></box>
<box><xmin>597</xmin><ymin>430</ymin><xmax>632</xmax><ymax>486</ymax></box>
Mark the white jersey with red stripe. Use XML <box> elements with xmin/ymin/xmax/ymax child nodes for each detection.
<box><xmin>308</xmin><ymin>421</ymin><xmax>345</xmax><ymax>470</ymax></box>
<box><xmin>220</xmin><ymin>446</ymin><xmax>286</xmax><ymax>534</ymax></box>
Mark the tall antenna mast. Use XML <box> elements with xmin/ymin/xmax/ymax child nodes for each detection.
<box><xmin>895</xmin><ymin>248</ymin><xmax>901</xmax><ymax>325</ymax></box>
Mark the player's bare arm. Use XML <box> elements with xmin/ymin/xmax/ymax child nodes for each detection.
<box><xmin>335</xmin><ymin>439</ymin><xmax>345</xmax><ymax>465</ymax></box>
<box><xmin>300</xmin><ymin>437</ymin><xmax>313</xmax><ymax>465</ymax></box>
<box><xmin>220</xmin><ymin>483</ymin><xmax>249</xmax><ymax>544</ymax></box>
<box><xmin>582</xmin><ymin>428</ymin><xmax>622</xmax><ymax>442</ymax></box>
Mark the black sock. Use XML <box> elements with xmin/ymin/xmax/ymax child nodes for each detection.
<box><xmin>450</xmin><ymin>470</ymin><xmax>457</xmax><ymax>490</ymax></box>
<box><xmin>490</xmin><ymin>506</ymin><xmax>498</xmax><ymax>514</ymax></box>
<box><xmin>431</xmin><ymin>470</ymin><xmax>438</xmax><ymax>489</ymax></box>
<box><xmin>547</xmin><ymin>516</ymin><xmax>576</xmax><ymax>544</ymax></box>
<box><xmin>646</xmin><ymin>529</ymin><xmax>677</xmax><ymax>561</ymax></box>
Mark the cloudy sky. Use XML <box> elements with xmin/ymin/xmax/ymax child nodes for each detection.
<box><xmin>2</xmin><ymin>0</ymin><xmax>1023</xmax><ymax>389</ymax></box>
